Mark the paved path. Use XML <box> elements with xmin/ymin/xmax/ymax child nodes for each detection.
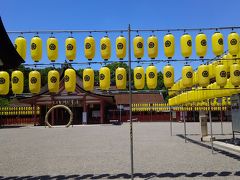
<box><xmin>0</xmin><ymin>122</ymin><xmax>239</xmax><ymax>179</ymax></box>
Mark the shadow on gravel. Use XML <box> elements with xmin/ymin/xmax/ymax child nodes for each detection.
<box><xmin>176</xmin><ymin>134</ymin><xmax>240</xmax><ymax>161</ymax></box>
<box><xmin>0</xmin><ymin>171</ymin><xmax>239</xmax><ymax>179</ymax></box>
<box><xmin>0</xmin><ymin>125</ymin><xmax>24</xmax><ymax>129</ymax></box>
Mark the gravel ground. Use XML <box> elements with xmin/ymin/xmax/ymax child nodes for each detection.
<box><xmin>0</xmin><ymin>122</ymin><xmax>239</xmax><ymax>179</ymax></box>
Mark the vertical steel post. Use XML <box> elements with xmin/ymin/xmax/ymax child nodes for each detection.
<box><xmin>209</xmin><ymin>99</ymin><xmax>214</xmax><ymax>154</ymax></box>
<box><xmin>170</xmin><ymin>106</ymin><xmax>172</xmax><ymax>136</ymax></box>
<box><xmin>128</xmin><ymin>24</ymin><xmax>134</xmax><ymax>180</ymax></box>
<box><xmin>120</xmin><ymin>104</ymin><xmax>122</xmax><ymax>124</ymax></box>
<box><xmin>220</xmin><ymin>103</ymin><xmax>223</xmax><ymax>134</ymax></box>
<box><xmin>184</xmin><ymin>109</ymin><xmax>187</xmax><ymax>143</ymax></box>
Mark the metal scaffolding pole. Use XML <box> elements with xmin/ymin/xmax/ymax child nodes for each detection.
<box><xmin>209</xmin><ymin>99</ymin><xmax>214</xmax><ymax>154</ymax></box>
<box><xmin>184</xmin><ymin>110</ymin><xmax>187</xmax><ymax>143</ymax></box>
<box><xmin>128</xmin><ymin>24</ymin><xmax>134</xmax><ymax>180</ymax></box>
<box><xmin>170</xmin><ymin>106</ymin><xmax>172</xmax><ymax>136</ymax></box>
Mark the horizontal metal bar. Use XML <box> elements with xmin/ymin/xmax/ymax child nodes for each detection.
<box><xmin>21</xmin><ymin>57</ymin><xmax>240</xmax><ymax>67</ymax></box>
<box><xmin>7</xmin><ymin>29</ymin><xmax>128</xmax><ymax>34</ymax></box>
<box><xmin>7</xmin><ymin>26</ymin><xmax>240</xmax><ymax>34</ymax></box>
<box><xmin>131</xmin><ymin>26</ymin><xmax>240</xmax><ymax>32</ymax></box>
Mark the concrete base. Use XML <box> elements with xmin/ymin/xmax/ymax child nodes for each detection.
<box><xmin>214</xmin><ymin>141</ymin><xmax>240</xmax><ymax>153</ymax></box>
<box><xmin>201</xmin><ymin>135</ymin><xmax>215</xmax><ymax>142</ymax></box>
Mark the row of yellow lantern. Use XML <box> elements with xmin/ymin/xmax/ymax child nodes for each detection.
<box><xmin>0</xmin><ymin>110</ymin><xmax>40</xmax><ymax>116</ymax></box>
<box><xmin>0</xmin><ymin>64</ymin><xmax>239</xmax><ymax>95</ymax></box>
<box><xmin>0</xmin><ymin>106</ymin><xmax>40</xmax><ymax>116</ymax></box>
<box><xmin>168</xmin><ymin>81</ymin><xmax>236</xmax><ymax>106</ymax></box>
<box><xmin>167</xmin><ymin>59</ymin><xmax>240</xmax><ymax>95</ymax></box>
<box><xmin>15</xmin><ymin>31</ymin><xmax>240</xmax><ymax>62</ymax></box>
<box><xmin>131</xmin><ymin>103</ymin><xmax>170</xmax><ymax>112</ymax></box>
<box><xmin>0</xmin><ymin>106</ymin><xmax>40</xmax><ymax>111</ymax></box>
<box><xmin>0</xmin><ymin>65</ymin><xmax>159</xmax><ymax>95</ymax></box>
<box><xmin>171</xmin><ymin>105</ymin><xmax>228</xmax><ymax>111</ymax></box>
<box><xmin>134</xmin><ymin>31</ymin><xmax>239</xmax><ymax>59</ymax></box>
<box><xmin>15</xmin><ymin>35</ymin><xmax>126</xmax><ymax>62</ymax></box>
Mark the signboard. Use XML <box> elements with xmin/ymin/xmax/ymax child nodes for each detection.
<box><xmin>82</xmin><ymin>112</ymin><xmax>87</xmax><ymax>124</ymax></box>
<box><xmin>92</xmin><ymin>111</ymin><xmax>100</xmax><ymax>117</ymax></box>
<box><xmin>117</xmin><ymin>105</ymin><xmax>124</xmax><ymax>110</ymax></box>
<box><xmin>172</xmin><ymin>111</ymin><xmax>176</xmax><ymax>118</ymax></box>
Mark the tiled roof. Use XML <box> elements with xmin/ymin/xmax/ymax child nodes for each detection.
<box><xmin>114</xmin><ymin>93</ymin><xmax>164</xmax><ymax>104</ymax></box>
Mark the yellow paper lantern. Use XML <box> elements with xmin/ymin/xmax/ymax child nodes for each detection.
<box><xmin>133</xmin><ymin>35</ymin><xmax>144</xmax><ymax>59</ymax></box>
<box><xmin>163</xmin><ymin>64</ymin><xmax>174</xmax><ymax>88</ymax></box>
<box><xmin>116</xmin><ymin>35</ymin><xmax>126</xmax><ymax>60</ymax></box>
<box><xmin>65</xmin><ymin>37</ymin><xmax>76</xmax><ymax>61</ymax></box>
<box><xmin>15</xmin><ymin>36</ymin><xmax>27</xmax><ymax>60</ymax></box>
<box><xmin>84</xmin><ymin>36</ymin><xmax>96</xmax><ymax>60</ymax></box>
<box><xmin>198</xmin><ymin>64</ymin><xmax>209</xmax><ymax>87</ymax></box>
<box><xmin>64</xmin><ymin>68</ymin><xmax>76</xmax><ymax>93</ymax></box>
<box><xmin>31</xmin><ymin>36</ymin><xmax>42</xmax><ymax>62</ymax></box>
<box><xmin>29</xmin><ymin>71</ymin><xmax>41</xmax><ymax>94</ymax></box>
<box><xmin>146</xmin><ymin>64</ymin><xmax>157</xmax><ymax>89</ymax></box>
<box><xmin>212</xmin><ymin>32</ymin><xmax>224</xmax><ymax>57</ymax></box>
<box><xmin>216</xmin><ymin>64</ymin><xmax>227</xmax><ymax>88</ymax></box>
<box><xmin>48</xmin><ymin>70</ymin><xmax>59</xmax><ymax>93</ymax></box>
<box><xmin>180</xmin><ymin>33</ymin><xmax>192</xmax><ymax>58</ymax></box>
<box><xmin>115</xmin><ymin>67</ymin><xmax>126</xmax><ymax>89</ymax></box>
<box><xmin>147</xmin><ymin>35</ymin><xmax>158</xmax><ymax>59</ymax></box>
<box><xmin>228</xmin><ymin>32</ymin><xmax>239</xmax><ymax>57</ymax></box>
<box><xmin>83</xmin><ymin>67</ymin><xmax>94</xmax><ymax>91</ymax></box>
<box><xmin>99</xmin><ymin>66</ymin><xmax>110</xmax><ymax>90</ymax></box>
<box><xmin>47</xmin><ymin>37</ymin><xmax>58</xmax><ymax>62</ymax></box>
<box><xmin>134</xmin><ymin>66</ymin><xmax>145</xmax><ymax>89</ymax></box>
<box><xmin>100</xmin><ymin>36</ymin><xmax>111</xmax><ymax>60</ymax></box>
<box><xmin>11</xmin><ymin>70</ymin><xmax>24</xmax><ymax>94</ymax></box>
<box><xmin>182</xmin><ymin>65</ymin><xmax>193</xmax><ymax>88</ymax></box>
<box><xmin>163</xmin><ymin>33</ymin><xmax>175</xmax><ymax>59</ymax></box>
<box><xmin>195</xmin><ymin>33</ymin><xmax>207</xmax><ymax>58</ymax></box>
<box><xmin>0</xmin><ymin>71</ymin><xmax>9</xmax><ymax>95</ymax></box>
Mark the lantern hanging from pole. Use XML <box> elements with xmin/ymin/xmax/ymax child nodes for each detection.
<box><xmin>65</xmin><ymin>37</ymin><xmax>76</xmax><ymax>61</ymax></box>
<box><xmin>83</xmin><ymin>67</ymin><xmax>94</xmax><ymax>91</ymax></box>
<box><xmin>230</xmin><ymin>63</ymin><xmax>240</xmax><ymax>87</ymax></box>
<box><xmin>64</xmin><ymin>68</ymin><xmax>76</xmax><ymax>93</ymax></box>
<box><xmin>47</xmin><ymin>37</ymin><xmax>58</xmax><ymax>62</ymax></box>
<box><xmin>182</xmin><ymin>65</ymin><xmax>193</xmax><ymax>88</ymax></box>
<box><xmin>180</xmin><ymin>33</ymin><xmax>192</xmax><ymax>58</ymax></box>
<box><xmin>31</xmin><ymin>36</ymin><xmax>42</xmax><ymax>62</ymax></box>
<box><xmin>163</xmin><ymin>64</ymin><xmax>174</xmax><ymax>88</ymax></box>
<box><xmin>84</xmin><ymin>35</ymin><xmax>96</xmax><ymax>60</ymax></box>
<box><xmin>133</xmin><ymin>35</ymin><xmax>144</xmax><ymax>59</ymax></box>
<box><xmin>216</xmin><ymin>63</ymin><xmax>227</xmax><ymax>88</ymax></box>
<box><xmin>48</xmin><ymin>70</ymin><xmax>59</xmax><ymax>93</ymax></box>
<box><xmin>147</xmin><ymin>35</ymin><xmax>158</xmax><ymax>59</ymax></box>
<box><xmin>15</xmin><ymin>36</ymin><xmax>27</xmax><ymax>60</ymax></box>
<box><xmin>163</xmin><ymin>33</ymin><xmax>175</xmax><ymax>59</ymax></box>
<box><xmin>0</xmin><ymin>71</ymin><xmax>9</xmax><ymax>95</ymax></box>
<box><xmin>228</xmin><ymin>32</ymin><xmax>239</xmax><ymax>57</ymax></box>
<box><xmin>198</xmin><ymin>64</ymin><xmax>209</xmax><ymax>88</ymax></box>
<box><xmin>115</xmin><ymin>67</ymin><xmax>126</xmax><ymax>90</ymax></box>
<box><xmin>146</xmin><ymin>64</ymin><xmax>157</xmax><ymax>89</ymax></box>
<box><xmin>116</xmin><ymin>35</ymin><xmax>126</xmax><ymax>60</ymax></box>
<box><xmin>100</xmin><ymin>36</ymin><xmax>111</xmax><ymax>60</ymax></box>
<box><xmin>195</xmin><ymin>33</ymin><xmax>207</xmax><ymax>58</ymax></box>
<box><xmin>29</xmin><ymin>70</ymin><xmax>41</xmax><ymax>94</ymax></box>
<box><xmin>134</xmin><ymin>66</ymin><xmax>145</xmax><ymax>89</ymax></box>
<box><xmin>99</xmin><ymin>66</ymin><xmax>110</xmax><ymax>90</ymax></box>
<box><xmin>11</xmin><ymin>70</ymin><xmax>23</xmax><ymax>94</ymax></box>
<box><xmin>212</xmin><ymin>32</ymin><xmax>224</xmax><ymax>57</ymax></box>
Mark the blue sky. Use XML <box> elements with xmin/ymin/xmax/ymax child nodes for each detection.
<box><xmin>1</xmin><ymin>0</ymin><xmax>240</xmax><ymax>79</ymax></box>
